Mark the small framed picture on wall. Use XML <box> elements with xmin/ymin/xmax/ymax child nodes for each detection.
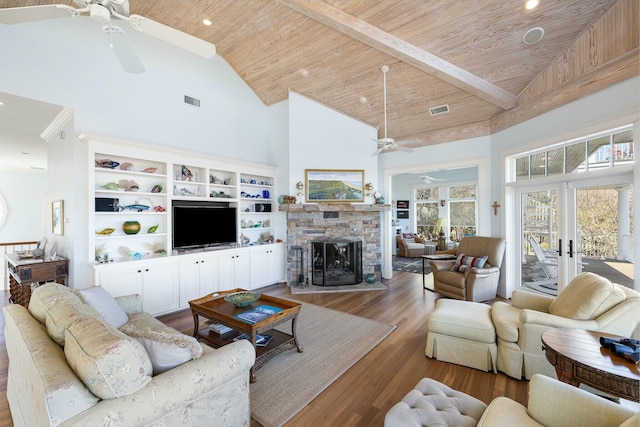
<box><xmin>52</xmin><ymin>200</ymin><xmax>64</xmax><ymax>236</ymax></box>
<box><xmin>397</xmin><ymin>210</ymin><xmax>409</xmax><ymax>219</ymax></box>
<box><xmin>397</xmin><ymin>200</ymin><xmax>409</xmax><ymax>209</ymax></box>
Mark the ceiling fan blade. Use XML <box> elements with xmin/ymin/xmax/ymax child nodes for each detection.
<box><xmin>105</xmin><ymin>25</ymin><xmax>145</xmax><ymax>74</ymax></box>
<box><xmin>0</xmin><ymin>5</ymin><xmax>77</xmax><ymax>24</ymax></box>
<box><xmin>394</xmin><ymin>145</ymin><xmax>414</xmax><ymax>153</ymax></box>
<box><xmin>372</xmin><ymin>147</ymin><xmax>385</xmax><ymax>156</ymax></box>
<box><xmin>128</xmin><ymin>15</ymin><xmax>216</xmax><ymax>59</ymax></box>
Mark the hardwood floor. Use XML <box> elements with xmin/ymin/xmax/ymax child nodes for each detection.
<box><xmin>0</xmin><ymin>272</ymin><xmax>530</xmax><ymax>427</ymax></box>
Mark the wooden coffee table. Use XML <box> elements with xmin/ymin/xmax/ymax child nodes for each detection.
<box><xmin>541</xmin><ymin>328</ymin><xmax>639</xmax><ymax>401</ymax></box>
<box><xmin>189</xmin><ymin>289</ymin><xmax>303</xmax><ymax>382</ymax></box>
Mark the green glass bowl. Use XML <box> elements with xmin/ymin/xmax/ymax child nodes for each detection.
<box><xmin>224</xmin><ymin>291</ymin><xmax>261</xmax><ymax>308</ymax></box>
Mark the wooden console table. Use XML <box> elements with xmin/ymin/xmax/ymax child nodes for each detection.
<box><xmin>5</xmin><ymin>253</ymin><xmax>68</xmax><ymax>307</ymax></box>
<box><xmin>542</xmin><ymin>328</ymin><xmax>639</xmax><ymax>402</ymax></box>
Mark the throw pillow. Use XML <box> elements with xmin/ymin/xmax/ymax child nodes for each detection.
<box><xmin>549</xmin><ymin>272</ymin><xmax>626</xmax><ymax>320</ymax></box>
<box><xmin>450</xmin><ymin>254</ymin><xmax>488</xmax><ymax>272</ymax></box>
<box><xmin>64</xmin><ymin>316</ymin><xmax>152</xmax><ymax>399</ymax></box>
<box><xmin>45</xmin><ymin>297</ymin><xmax>104</xmax><ymax>346</ymax></box>
<box><xmin>119</xmin><ymin>312</ymin><xmax>203</xmax><ymax>375</ymax></box>
<box><xmin>77</xmin><ymin>286</ymin><xmax>129</xmax><ymax>328</ymax></box>
<box><xmin>28</xmin><ymin>282</ymin><xmax>81</xmax><ymax>324</ymax></box>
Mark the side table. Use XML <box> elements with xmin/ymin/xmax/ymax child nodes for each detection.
<box><xmin>542</xmin><ymin>328</ymin><xmax>639</xmax><ymax>402</ymax></box>
<box><xmin>5</xmin><ymin>253</ymin><xmax>68</xmax><ymax>307</ymax></box>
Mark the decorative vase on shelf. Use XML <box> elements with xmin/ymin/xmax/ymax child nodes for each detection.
<box><xmin>122</xmin><ymin>220</ymin><xmax>141</xmax><ymax>235</ymax></box>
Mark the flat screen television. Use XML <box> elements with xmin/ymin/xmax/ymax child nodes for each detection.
<box><xmin>172</xmin><ymin>200</ymin><xmax>237</xmax><ymax>250</ymax></box>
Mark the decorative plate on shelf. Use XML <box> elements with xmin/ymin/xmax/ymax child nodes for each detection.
<box><xmin>224</xmin><ymin>291</ymin><xmax>261</xmax><ymax>308</ymax></box>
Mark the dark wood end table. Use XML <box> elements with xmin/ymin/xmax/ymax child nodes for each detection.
<box><xmin>189</xmin><ymin>289</ymin><xmax>303</xmax><ymax>382</ymax></box>
<box><xmin>5</xmin><ymin>253</ymin><xmax>68</xmax><ymax>307</ymax></box>
<box><xmin>541</xmin><ymin>328</ymin><xmax>639</xmax><ymax>402</ymax></box>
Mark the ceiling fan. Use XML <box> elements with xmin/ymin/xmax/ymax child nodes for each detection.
<box><xmin>372</xmin><ymin>65</ymin><xmax>416</xmax><ymax>156</ymax></box>
<box><xmin>419</xmin><ymin>175</ymin><xmax>447</xmax><ymax>184</ymax></box>
<box><xmin>0</xmin><ymin>0</ymin><xmax>216</xmax><ymax>74</ymax></box>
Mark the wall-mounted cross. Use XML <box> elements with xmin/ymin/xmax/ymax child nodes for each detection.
<box><xmin>492</xmin><ymin>201</ymin><xmax>501</xmax><ymax>215</ymax></box>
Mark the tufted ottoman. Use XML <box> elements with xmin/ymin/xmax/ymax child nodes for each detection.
<box><xmin>384</xmin><ymin>378</ymin><xmax>487</xmax><ymax>427</ymax></box>
<box><xmin>425</xmin><ymin>299</ymin><xmax>497</xmax><ymax>373</ymax></box>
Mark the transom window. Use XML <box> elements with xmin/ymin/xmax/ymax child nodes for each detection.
<box><xmin>513</xmin><ymin>125</ymin><xmax>634</xmax><ymax>181</ymax></box>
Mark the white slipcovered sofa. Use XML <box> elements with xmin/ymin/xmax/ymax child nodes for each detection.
<box><xmin>4</xmin><ymin>282</ymin><xmax>255</xmax><ymax>426</ymax></box>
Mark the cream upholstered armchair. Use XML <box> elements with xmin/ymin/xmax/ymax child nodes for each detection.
<box><xmin>429</xmin><ymin>236</ymin><xmax>506</xmax><ymax>302</ymax></box>
<box><xmin>492</xmin><ymin>272</ymin><xmax>640</xmax><ymax>380</ymax></box>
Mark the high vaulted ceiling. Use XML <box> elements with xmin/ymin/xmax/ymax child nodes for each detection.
<box><xmin>2</xmin><ymin>0</ymin><xmax>638</xmax><ymax>151</ymax></box>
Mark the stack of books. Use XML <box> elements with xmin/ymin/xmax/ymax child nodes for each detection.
<box><xmin>206</xmin><ymin>322</ymin><xmax>233</xmax><ymax>335</ymax></box>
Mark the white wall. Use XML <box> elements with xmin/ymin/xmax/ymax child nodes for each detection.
<box><xmin>288</xmin><ymin>92</ymin><xmax>379</xmax><ymax>202</ymax></box>
<box><xmin>0</xmin><ymin>170</ymin><xmax>47</xmax><ymax>242</ymax></box>
<box><xmin>0</xmin><ymin>17</ymin><xmax>270</xmax><ymax>163</ymax></box>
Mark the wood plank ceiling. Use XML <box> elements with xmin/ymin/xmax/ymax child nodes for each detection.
<box><xmin>3</xmin><ymin>0</ymin><xmax>638</xmax><ymax>150</ymax></box>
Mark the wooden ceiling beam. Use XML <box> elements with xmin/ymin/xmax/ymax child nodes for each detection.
<box><xmin>278</xmin><ymin>0</ymin><xmax>517</xmax><ymax>110</ymax></box>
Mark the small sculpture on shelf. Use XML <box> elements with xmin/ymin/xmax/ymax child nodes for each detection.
<box><xmin>181</xmin><ymin>165</ymin><xmax>193</xmax><ymax>181</ymax></box>
<box><xmin>258</xmin><ymin>232</ymin><xmax>274</xmax><ymax>243</ymax></box>
<box><xmin>239</xmin><ymin>233</ymin><xmax>250</xmax><ymax>246</ymax></box>
<box><xmin>119</xmin><ymin>162</ymin><xmax>134</xmax><ymax>171</ymax></box>
<box><xmin>119</xmin><ymin>179</ymin><xmax>139</xmax><ymax>192</ymax></box>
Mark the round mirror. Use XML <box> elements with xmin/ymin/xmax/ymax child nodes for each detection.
<box><xmin>0</xmin><ymin>193</ymin><xmax>7</xmax><ymax>229</ymax></box>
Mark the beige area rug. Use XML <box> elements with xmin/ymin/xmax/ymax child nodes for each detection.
<box><xmin>250</xmin><ymin>302</ymin><xmax>396</xmax><ymax>427</ymax></box>
<box><xmin>289</xmin><ymin>281</ymin><xmax>387</xmax><ymax>294</ymax></box>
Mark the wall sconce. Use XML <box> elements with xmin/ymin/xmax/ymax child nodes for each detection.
<box><xmin>440</xmin><ymin>199</ymin><xmax>446</xmax><ymax>206</ymax></box>
<box><xmin>364</xmin><ymin>182</ymin><xmax>373</xmax><ymax>197</ymax></box>
<box><xmin>296</xmin><ymin>181</ymin><xmax>304</xmax><ymax>197</ymax></box>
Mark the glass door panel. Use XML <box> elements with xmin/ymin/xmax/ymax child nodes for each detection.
<box><xmin>571</xmin><ymin>185</ymin><xmax>634</xmax><ymax>288</ymax></box>
<box><xmin>520</xmin><ymin>188</ymin><xmax>560</xmax><ymax>296</ymax></box>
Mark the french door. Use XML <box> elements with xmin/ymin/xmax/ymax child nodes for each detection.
<box><xmin>516</xmin><ymin>178</ymin><xmax>634</xmax><ymax>295</ymax></box>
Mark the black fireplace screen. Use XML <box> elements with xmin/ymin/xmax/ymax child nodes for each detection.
<box><xmin>312</xmin><ymin>240</ymin><xmax>363</xmax><ymax>286</ymax></box>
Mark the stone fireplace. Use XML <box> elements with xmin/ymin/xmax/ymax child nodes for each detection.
<box><xmin>279</xmin><ymin>203</ymin><xmax>390</xmax><ymax>286</ymax></box>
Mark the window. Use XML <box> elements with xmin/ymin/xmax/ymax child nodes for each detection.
<box><xmin>415</xmin><ymin>188</ymin><xmax>439</xmax><ymax>238</ymax></box>
<box><xmin>414</xmin><ymin>185</ymin><xmax>477</xmax><ymax>240</ymax></box>
<box><xmin>449</xmin><ymin>185</ymin><xmax>476</xmax><ymax>241</ymax></box>
<box><xmin>513</xmin><ymin>125</ymin><xmax>633</xmax><ymax>181</ymax></box>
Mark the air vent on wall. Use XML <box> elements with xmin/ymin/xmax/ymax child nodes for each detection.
<box><xmin>184</xmin><ymin>95</ymin><xmax>201</xmax><ymax>107</ymax></box>
<box><xmin>429</xmin><ymin>104</ymin><xmax>450</xmax><ymax>116</ymax></box>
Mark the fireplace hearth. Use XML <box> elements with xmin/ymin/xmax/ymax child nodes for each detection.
<box><xmin>312</xmin><ymin>240</ymin><xmax>363</xmax><ymax>286</ymax></box>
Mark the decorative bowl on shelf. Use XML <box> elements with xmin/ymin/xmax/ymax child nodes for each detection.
<box><xmin>122</xmin><ymin>220</ymin><xmax>141</xmax><ymax>235</ymax></box>
<box><xmin>224</xmin><ymin>291</ymin><xmax>261</xmax><ymax>308</ymax></box>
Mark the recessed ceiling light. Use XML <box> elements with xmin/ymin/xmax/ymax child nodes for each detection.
<box><xmin>524</xmin><ymin>0</ymin><xmax>539</xmax><ymax>10</ymax></box>
<box><xmin>0</xmin><ymin>101</ymin><xmax>4</xmax><ymax>106</ymax></box>
<box><xmin>360</xmin><ymin>96</ymin><xmax>368</xmax><ymax>104</ymax></box>
<box><xmin>299</xmin><ymin>69</ymin><xmax>309</xmax><ymax>77</ymax></box>
<box><xmin>202</xmin><ymin>19</ymin><xmax>212</xmax><ymax>26</ymax></box>
<box><xmin>523</xmin><ymin>27</ymin><xmax>544</xmax><ymax>44</ymax></box>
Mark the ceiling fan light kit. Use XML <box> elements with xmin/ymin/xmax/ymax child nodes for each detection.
<box><xmin>0</xmin><ymin>1</ymin><xmax>217</xmax><ymax>73</ymax></box>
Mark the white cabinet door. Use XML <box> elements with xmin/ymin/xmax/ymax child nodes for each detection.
<box><xmin>250</xmin><ymin>247</ymin><xmax>271</xmax><ymax>288</ymax></box>
<box><xmin>179</xmin><ymin>258</ymin><xmax>200</xmax><ymax>309</ymax></box>
<box><xmin>96</xmin><ymin>264</ymin><xmax>144</xmax><ymax>298</ymax></box>
<box><xmin>269</xmin><ymin>243</ymin><xmax>285</xmax><ymax>283</ymax></box>
<box><xmin>250</xmin><ymin>244</ymin><xmax>286</xmax><ymax>289</ymax></box>
<box><xmin>198</xmin><ymin>254</ymin><xmax>219</xmax><ymax>296</ymax></box>
<box><xmin>142</xmin><ymin>262</ymin><xmax>180</xmax><ymax>316</ymax></box>
<box><xmin>218</xmin><ymin>249</ymin><xmax>251</xmax><ymax>290</ymax></box>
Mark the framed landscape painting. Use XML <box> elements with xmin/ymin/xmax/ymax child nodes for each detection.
<box><xmin>305</xmin><ymin>169</ymin><xmax>365</xmax><ymax>203</ymax></box>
